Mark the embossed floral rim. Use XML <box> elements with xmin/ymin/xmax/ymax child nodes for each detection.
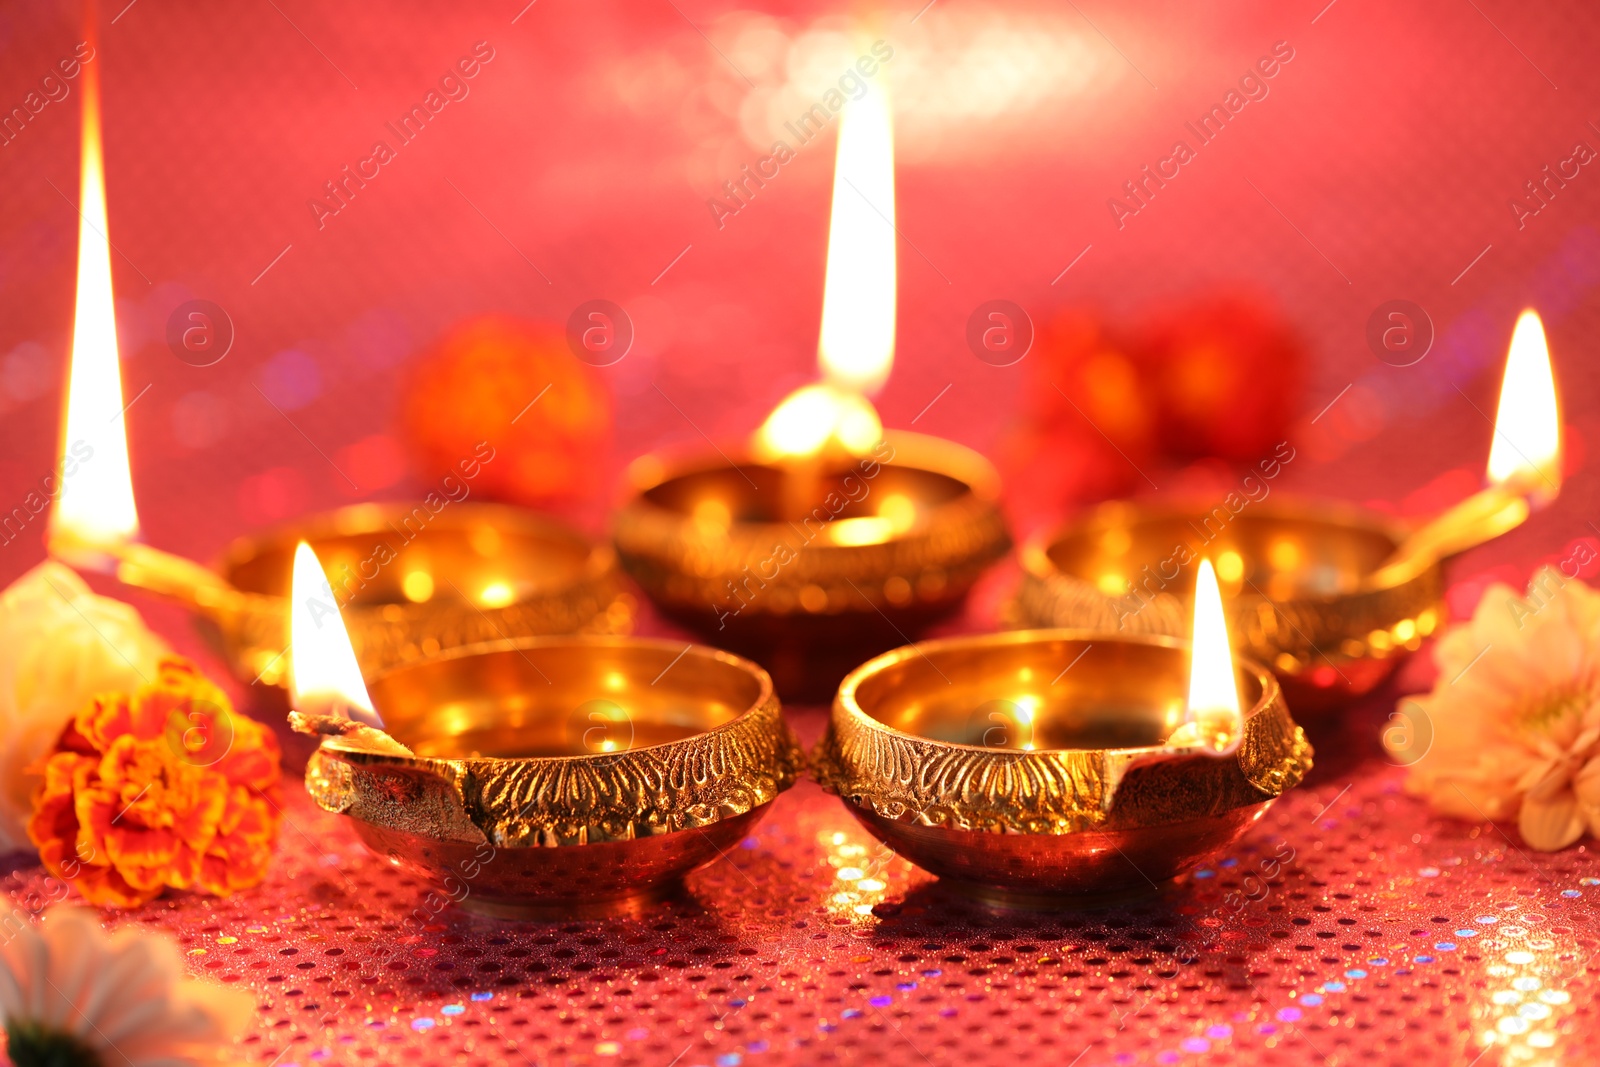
<box><xmin>200</xmin><ymin>502</ymin><xmax>633</xmax><ymax>688</ymax></box>
<box><xmin>304</xmin><ymin>636</ymin><xmax>804</xmax><ymax>847</ymax></box>
<box><xmin>612</xmin><ymin>430</ymin><xmax>1012</xmax><ymax>618</ymax></box>
<box><xmin>814</xmin><ymin>629</ymin><xmax>1313</xmax><ymax>836</ymax></box>
<box><xmin>1012</xmin><ymin>497</ymin><xmax>1443</xmax><ymax>681</ymax></box>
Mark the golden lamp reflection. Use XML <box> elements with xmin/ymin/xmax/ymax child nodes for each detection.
<box><xmin>754</xmin><ymin>74</ymin><xmax>894</xmax><ymax>463</ymax></box>
<box><xmin>48</xmin><ymin>61</ymin><xmax>140</xmax><ymax>559</ymax></box>
<box><xmin>1475</xmin><ymin>932</ymin><xmax>1573</xmax><ymax>1063</ymax></box>
<box><xmin>289</xmin><ymin>540</ymin><xmax>382</xmax><ymax>727</ymax></box>
<box><xmin>1168</xmin><ymin>558</ymin><xmax>1243</xmax><ymax>754</ymax></box>
<box><xmin>821</xmin><ymin>829</ymin><xmax>898</xmax><ymax>917</ymax></box>
<box><xmin>824</xmin><ymin>492</ymin><xmax>919</xmax><ymax>546</ymax></box>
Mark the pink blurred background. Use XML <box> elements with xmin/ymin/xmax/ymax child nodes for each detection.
<box><xmin>1</xmin><ymin>0</ymin><xmax>1597</xmax><ymax>663</ymax></box>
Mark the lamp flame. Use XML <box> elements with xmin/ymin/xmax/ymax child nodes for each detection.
<box><xmin>756</xmin><ymin>383</ymin><xmax>883</xmax><ymax>459</ymax></box>
<box><xmin>817</xmin><ymin>78</ymin><xmax>895</xmax><ymax>397</ymax></box>
<box><xmin>755</xmin><ymin>77</ymin><xmax>894</xmax><ymax>461</ymax></box>
<box><xmin>48</xmin><ymin>60</ymin><xmax>141</xmax><ymax>555</ymax></box>
<box><xmin>1172</xmin><ymin>558</ymin><xmax>1242</xmax><ymax>755</ymax></box>
<box><xmin>1486</xmin><ymin>309</ymin><xmax>1561</xmax><ymax>505</ymax></box>
<box><xmin>288</xmin><ymin>541</ymin><xmax>381</xmax><ymax>726</ymax></box>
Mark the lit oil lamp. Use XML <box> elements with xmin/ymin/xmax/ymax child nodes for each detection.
<box><xmin>614</xmin><ymin>77</ymin><xmax>1010</xmax><ymax>700</ymax></box>
<box><xmin>1015</xmin><ymin>309</ymin><xmax>1563</xmax><ymax>709</ymax></box>
<box><xmin>1369</xmin><ymin>309</ymin><xmax>1561</xmax><ymax>584</ymax></box>
<box><xmin>44</xmin><ymin>70</ymin><xmax>630</xmax><ymax>692</ymax></box>
<box><xmin>815</xmin><ymin>557</ymin><xmax>1311</xmax><ymax>907</ymax></box>
<box><xmin>287</xmin><ymin>541</ymin><xmax>803</xmax><ymax>918</ymax></box>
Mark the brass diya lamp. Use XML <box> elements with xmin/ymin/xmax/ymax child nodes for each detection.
<box><xmin>52</xmin><ymin>499</ymin><xmax>633</xmax><ymax>691</ymax></box>
<box><xmin>287</xmin><ymin>543</ymin><xmax>802</xmax><ymax>919</ymax></box>
<box><xmin>41</xmin><ymin>73</ymin><xmax>633</xmax><ymax>697</ymax></box>
<box><xmin>1014</xmin><ymin>310</ymin><xmax>1563</xmax><ymax>710</ymax></box>
<box><xmin>44</xmin><ymin>76</ymin><xmax>632</xmax><ymax>693</ymax></box>
<box><xmin>614</xmin><ymin>78</ymin><xmax>1009</xmax><ymax>699</ymax></box>
<box><xmin>816</xmin><ymin>559</ymin><xmax>1312</xmax><ymax>907</ymax></box>
<box><xmin>614</xmin><ymin>429</ymin><xmax>1009</xmax><ymax>701</ymax></box>
<box><xmin>203</xmin><ymin>502</ymin><xmax>629</xmax><ymax>687</ymax></box>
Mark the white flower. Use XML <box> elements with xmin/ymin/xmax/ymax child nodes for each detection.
<box><xmin>1394</xmin><ymin>565</ymin><xmax>1600</xmax><ymax>850</ymax></box>
<box><xmin>0</xmin><ymin>906</ymin><xmax>251</xmax><ymax>1067</ymax></box>
<box><xmin>0</xmin><ymin>562</ymin><xmax>169</xmax><ymax>854</ymax></box>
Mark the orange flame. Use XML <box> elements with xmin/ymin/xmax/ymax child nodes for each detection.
<box><xmin>48</xmin><ymin>57</ymin><xmax>141</xmax><ymax>556</ymax></box>
<box><xmin>1171</xmin><ymin>558</ymin><xmax>1242</xmax><ymax>754</ymax></box>
<box><xmin>755</xmin><ymin>76</ymin><xmax>894</xmax><ymax>461</ymax></box>
<box><xmin>1487</xmin><ymin>309</ymin><xmax>1561</xmax><ymax>505</ymax></box>
<box><xmin>288</xmin><ymin>541</ymin><xmax>381</xmax><ymax>726</ymax></box>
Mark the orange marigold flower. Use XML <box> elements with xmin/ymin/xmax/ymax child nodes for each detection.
<box><xmin>27</xmin><ymin>656</ymin><xmax>282</xmax><ymax>909</ymax></box>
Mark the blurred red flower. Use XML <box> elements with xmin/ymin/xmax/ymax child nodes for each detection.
<box><xmin>399</xmin><ymin>316</ymin><xmax>612</xmax><ymax>505</ymax></box>
<box><xmin>1008</xmin><ymin>290</ymin><xmax>1303</xmax><ymax>512</ymax></box>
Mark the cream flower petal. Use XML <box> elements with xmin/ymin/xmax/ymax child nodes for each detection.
<box><xmin>76</xmin><ymin>935</ymin><xmax>160</xmax><ymax>1038</ymax></box>
<box><xmin>1513</xmin><ymin>758</ymin><xmax>1562</xmax><ymax>795</ymax></box>
<box><xmin>94</xmin><ymin>942</ymin><xmax>181</xmax><ymax>1043</ymax></box>
<box><xmin>1574</xmin><ymin>759</ymin><xmax>1600</xmax><ymax>836</ymax></box>
<box><xmin>0</xmin><ymin>561</ymin><xmax>169</xmax><ymax>853</ymax></box>
<box><xmin>99</xmin><ymin>993</ymin><xmax>174</xmax><ymax>1048</ymax></box>
<box><xmin>20</xmin><ymin>918</ymin><xmax>51</xmax><ymax>1020</ymax></box>
<box><xmin>1519</xmin><ymin>788</ymin><xmax>1587</xmax><ymax>851</ymax></box>
<box><xmin>1402</xmin><ymin>570</ymin><xmax>1600</xmax><ymax>851</ymax></box>
<box><xmin>0</xmin><ymin>907</ymin><xmax>249</xmax><ymax>1067</ymax></box>
<box><xmin>43</xmin><ymin>908</ymin><xmax>99</xmax><ymax>1031</ymax></box>
<box><xmin>0</xmin><ymin>938</ymin><xmax>26</xmax><ymax>1019</ymax></box>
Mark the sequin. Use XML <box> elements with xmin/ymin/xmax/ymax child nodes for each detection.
<box><xmin>0</xmin><ymin>744</ymin><xmax>1580</xmax><ymax>1066</ymax></box>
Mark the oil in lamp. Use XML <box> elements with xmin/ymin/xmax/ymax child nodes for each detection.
<box><xmin>1015</xmin><ymin>309</ymin><xmax>1563</xmax><ymax>709</ymax></box>
<box><xmin>614</xmin><ymin>74</ymin><xmax>1010</xmax><ymax>700</ymax></box>
<box><xmin>287</xmin><ymin>542</ymin><xmax>803</xmax><ymax>918</ymax></box>
<box><xmin>815</xmin><ymin>556</ymin><xmax>1310</xmax><ymax>906</ymax></box>
<box><xmin>44</xmin><ymin>65</ymin><xmax>631</xmax><ymax>694</ymax></box>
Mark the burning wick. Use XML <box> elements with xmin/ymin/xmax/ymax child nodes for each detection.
<box><xmin>1168</xmin><ymin>558</ymin><xmax>1243</xmax><ymax>755</ymax></box>
<box><xmin>1487</xmin><ymin>308</ymin><xmax>1562</xmax><ymax>503</ymax></box>
<box><xmin>49</xmin><ymin>55</ymin><xmax>139</xmax><ymax>560</ymax></box>
<box><xmin>287</xmin><ymin>541</ymin><xmax>411</xmax><ymax>756</ymax></box>
<box><xmin>1371</xmin><ymin>308</ymin><xmax>1562</xmax><ymax>586</ymax></box>
<box><xmin>43</xmin><ymin>59</ymin><xmax>235</xmax><ymax>605</ymax></box>
<box><xmin>752</xmin><ymin>75</ymin><xmax>895</xmax><ymax>519</ymax></box>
